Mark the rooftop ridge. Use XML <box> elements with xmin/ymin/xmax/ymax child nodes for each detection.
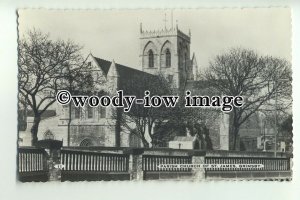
<box><xmin>93</xmin><ymin>56</ymin><xmax>143</xmax><ymax>73</ymax></box>
<box><xmin>92</xmin><ymin>56</ymin><xmax>157</xmax><ymax>78</ymax></box>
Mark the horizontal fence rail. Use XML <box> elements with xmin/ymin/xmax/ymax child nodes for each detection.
<box><xmin>205</xmin><ymin>157</ymin><xmax>290</xmax><ymax>171</ymax></box>
<box><xmin>61</xmin><ymin>150</ymin><xmax>129</xmax><ymax>172</ymax></box>
<box><xmin>18</xmin><ymin>148</ymin><xmax>46</xmax><ymax>172</ymax></box>
<box><xmin>142</xmin><ymin>155</ymin><xmax>192</xmax><ymax>172</ymax></box>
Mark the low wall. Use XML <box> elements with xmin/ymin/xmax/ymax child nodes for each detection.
<box><xmin>17</xmin><ymin>147</ymin><xmax>292</xmax><ymax>181</ymax></box>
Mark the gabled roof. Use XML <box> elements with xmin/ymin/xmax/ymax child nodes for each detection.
<box><xmin>93</xmin><ymin>56</ymin><xmax>153</xmax><ymax>78</ymax></box>
<box><xmin>93</xmin><ymin>57</ymin><xmax>112</xmax><ymax>75</ymax></box>
<box><xmin>92</xmin><ymin>56</ymin><xmax>159</xmax><ymax>94</ymax></box>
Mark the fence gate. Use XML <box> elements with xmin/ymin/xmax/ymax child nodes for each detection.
<box><xmin>18</xmin><ymin>147</ymin><xmax>49</xmax><ymax>182</ymax></box>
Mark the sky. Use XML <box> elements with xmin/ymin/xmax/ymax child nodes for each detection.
<box><xmin>18</xmin><ymin>8</ymin><xmax>292</xmax><ymax>71</ymax></box>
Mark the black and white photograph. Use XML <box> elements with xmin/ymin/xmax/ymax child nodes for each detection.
<box><xmin>17</xmin><ymin>8</ymin><xmax>293</xmax><ymax>182</ymax></box>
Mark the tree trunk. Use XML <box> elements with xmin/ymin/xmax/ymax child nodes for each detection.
<box><xmin>204</xmin><ymin>127</ymin><xmax>213</xmax><ymax>150</ymax></box>
<box><xmin>31</xmin><ymin>115</ymin><xmax>41</xmax><ymax>146</ymax></box>
<box><xmin>67</xmin><ymin>103</ymin><xmax>71</xmax><ymax>146</ymax></box>
<box><xmin>229</xmin><ymin>109</ymin><xmax>240</xmax><ymax>151</ymax></box>
<box><xmin>115</xmin><ymin>108</ymin><xmax>122</xmax><ymax>147</ymax></box>
<box><xmin>141</xmin><ymin>137</ymin><xmax>149</xmax><ymax>148</ymax></box>
<box><xmin>147</xmin><ymin>121</ymin><xmax>154</xmax><ymax>147</ymax></box>
<box><xmin>232</xmin><ymin>125</ymin><xmax>240</xmax><ymax>150</ymax></box>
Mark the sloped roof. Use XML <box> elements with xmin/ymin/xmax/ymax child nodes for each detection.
<box><xmin>93</xmin><ymin>57</ymin><xmax>113</xmax><ymax>75</ymax></box>
<box><xmin>93</xmin><ymin>56</ymin><xmax>153</xmax><ymax>78</ymax></box>
<box><xmin>93</xmin><ymin>56</ymin><xmax>159</xmax><ymax>95</ymax></box>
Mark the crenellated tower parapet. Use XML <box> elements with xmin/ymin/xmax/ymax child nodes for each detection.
<box><xmin>140</xmin><ymin>25</ymin><xmax>190</xmax><ymax>43</ymax></box>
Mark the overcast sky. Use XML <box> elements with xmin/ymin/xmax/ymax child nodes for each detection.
<box><xmin>18</xmin><ymin>8</ymin><xmax>291</xmax><ymax>71</ymax></box>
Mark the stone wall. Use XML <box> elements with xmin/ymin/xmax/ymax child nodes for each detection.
<box><xmin>210</xmin><ymin>115</ymin><xmax>222</xmax><ymax>150</ymax></box>
<box><xmin>19</xmin><ymin>116</ymin><xmax>68</xmax><ymax>146</ymax></box>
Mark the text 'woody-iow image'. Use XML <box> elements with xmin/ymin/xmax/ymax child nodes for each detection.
<box><xmin>17</xmin><ymin>9</ymin><xmax>292</xmax><ymax>182</ymax></box>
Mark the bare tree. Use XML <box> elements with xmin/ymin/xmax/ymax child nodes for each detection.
<box><xmin>204</xmin><ymin>48</ymin><xmax>292</xmax><ymax>150</ymax></box>
<box><xmin>113</xmin><ymin>73</ymin><xmax>175</xmax><ymax>147</ymax></box>
<box><xmin>18</xmin><ymin>29</ymin><xmax>93</xmax><ymax>146</ymax></box>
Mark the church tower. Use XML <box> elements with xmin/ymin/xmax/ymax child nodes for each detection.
<box><xmin>139</xmin><ymin>23</ymin><xmax>194</xmax><ymax>89</ymax></box>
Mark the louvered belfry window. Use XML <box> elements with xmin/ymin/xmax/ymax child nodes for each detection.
<box><xmin>166</xmin><ymin>49</ymin><xmax>171</xmax><ymax>67</ymax></box>
<box><xmin>148</xmin><ymin>49</ymin><xmax>154</xmax><ymax>68</ymax></box>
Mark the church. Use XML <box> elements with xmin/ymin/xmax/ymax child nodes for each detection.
<box><xmin>19</xmin><ymin>24</ymin><xmax>229</xmax><ymax>150</ymax></box>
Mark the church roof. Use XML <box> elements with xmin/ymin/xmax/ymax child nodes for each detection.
<box><xmin>93</xmin><ymin>56</ymin><xmax>153</xmax><ymax>79</ymax></box>
<box><xmin>93</xmin><ymin>56</ymin><xmax>159</xmax><ymax>95</ymax></box>
<box><xmin>93</xmin><ymin>57</ymin><xmax>111</xmax><ymax>75</ymax></box>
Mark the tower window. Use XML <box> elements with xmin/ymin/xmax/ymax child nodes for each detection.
<box><xmin>148</xmin><ymin>50</ymin><xmax>154</xmax><ymax>68</ymax></box>
<box><xmin>166</xmin><ymin>49</ymin><xmax>171</xmax><ymax>67</ymax></box>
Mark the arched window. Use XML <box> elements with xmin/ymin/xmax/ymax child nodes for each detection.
<box><xmin>166</xmin><ymin>49</ymin><xmax>171</xmax><ymax>67</ymax></box>
<box><xmin>87</xmin><ymin>106</ymin><xmax>93</xmax><ymax>118</ymax></box>
<box><xmin>167</xmin><ymin>75</ymin><xmax>173</xmax><ymax>83</ymax></box>
<box><xmin>148</xmin><ymin>50</ymin><xmax>154</xmax><ymax>68</ymax></box>
<box><xmin>80</xmin><ymin>138</ymin><xmax>93</xmax><ymax>146</ymax></box>
<box><xmin>75</xmin><ymin>107</ymin><xmax>80</xmax><ymax>119</ymax></box>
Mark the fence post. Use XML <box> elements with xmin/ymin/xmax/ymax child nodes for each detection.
<box><xmin>191</xmin><ymin>151</ymin><xmax>206</xmax><ymax>180</ymax></box>
<box><xmin>127</xmin><ymin>148</ymin><xmax>144</xmax><ymax>181</ymax></box>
